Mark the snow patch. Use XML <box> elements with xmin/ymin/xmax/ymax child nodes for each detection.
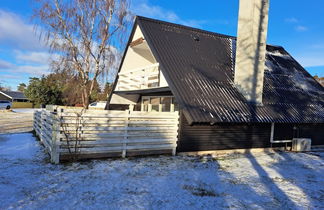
<box><xmin>267</xmin><ymin>50</ymin><xmax>293</xmax><ymax>60</ymax></box>
<box><xmin>265</xmin><ymin>60</ymin><xmax>276</xmax><ymax>72</ymax></box>
<box><xmin>290</xmin><ymin>68</ymin><xmax>321</xmax><ymax>92</ymax></box>
<box><xmin>265</xmin><ymin>53</ymin><xmax>322</xmax><ymax>93</ymax></box>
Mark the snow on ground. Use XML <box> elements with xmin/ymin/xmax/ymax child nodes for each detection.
<box><xmin>12</xmin><ymin>108</ymin><xmax>39</xmax><ymax>114</ymax></box>
<box><xmin>0</xmin><ymin>133</ymin><xmax>323</xmax><ymax>209</ymax></box>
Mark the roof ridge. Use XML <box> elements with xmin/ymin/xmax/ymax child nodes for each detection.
<box><xmin>136</xmin><ymin>15</ymin><xmax>283</xmax><ymax>49</ymax></box>
<box><xmin>136</xmin><ymin>15</ymin><xmax>236</xmax><ymax>40</ymax></box>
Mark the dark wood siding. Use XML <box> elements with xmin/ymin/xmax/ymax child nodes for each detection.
<box><xmin>297</xmin><ymin>124</ymin><xmax>324</xmax><ymax>145</ymax></box>
<box><xmin>178</xmin><ymin>114</ymin><xmax>324</xmax><ymax>152</ymax></box>
<box><xmin>177</xmin><ymin>114</ymin><xmax>271</xmax><ymax>152</ymax></box>
<box><xmin>272</xmin><ymin>123</ymin><xmax>324</xmax><ymax>145</ymax></box>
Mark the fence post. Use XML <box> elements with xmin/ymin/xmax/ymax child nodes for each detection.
<box><xmin>170</xmin><ymin>104</ymin><xmax>175</xmax><ymax>112</ymax></box>
<box><xmin>33</xmin><ymin>111</ymin><xmax>36</xmax><ymax>134</ymax></box>
<box><xmin>39</xmin><ymin>110</ymin><xmax>45</xmax><ymax>143</ymax></box>
<box><xmin>36</xmin><ymin>111</ymin><xmax>40</xmax><ymax>137</ymax></box>
<box><xmin>51</xmin><ymin>112</ymin><xmax>60</xmax><ymax>164</ymax></box>
<box><xmin>35</xmin><ymin>111</ymin><xmax>41</xmax><ymax>137</ymax></box>
<box><xmin>122</xmin><ymin>109</ymin><xmax>130</xmax><ymax>158</ymax></box>
<box><xmin>35</xmin><ymin>111</ymin><xmax>39</xmax><ymax>136</ymax></box>
<box><xmin>129</xmin><ymin>104</ymin><xmax>134</xmax><ymax>111</ymax></box>
<box><xmin>172</xmin><ymin>112</ymin><xmax>179</xmax><ymax>156</ymax></box>
<box><xmin>33</xmin><ymin>111</ymin><xmax>35</xmax><ymax>132</ymax></box>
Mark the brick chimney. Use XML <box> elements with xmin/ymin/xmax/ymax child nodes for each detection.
<box><xmin>234</xmin><ymin>0</ymin><xmax>270</xmax><ymax>104</ymax></box>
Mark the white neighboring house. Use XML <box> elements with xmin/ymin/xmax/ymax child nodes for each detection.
<box><xmin>0</xmin><ymin>100</ymin><xmax>12</xmax><ymax>109</ymax></box>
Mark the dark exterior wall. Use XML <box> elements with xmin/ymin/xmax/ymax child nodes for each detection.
<box><xmin>274</xmin><ymin>123</ymin><xmax>324</xmax><ymax>145</ymax></box>
<box><xmin>298</xmin><ymin>124</ymin><xmax>324</xmax><ymax>145</ymax></box>
<box><xmin>0</xmin><ymin>94</ymin><xmax>11</xmax><ymax>101</ymax></box>
<box><xmin>177</xmin><ymin>113</ymin><xmax>324</xmax><ymax>152</ymax></box>
<box><xmin>177</xmin><ymin>114</ymin><xmax>271</xmax><ymax>152</ymax></box>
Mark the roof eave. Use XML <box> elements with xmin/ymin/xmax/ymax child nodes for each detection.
<box><xmin>0</xmin><ymin>91</ymin><xmax>13</xmax><ymax>99</ymax></box>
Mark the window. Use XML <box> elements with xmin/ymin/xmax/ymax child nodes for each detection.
<box><xmin>142</xmin><ymin>98</ymin><xmax>149</xmax><ymax>111</ymax></box>
<box><xmin>141</xmin><ymin>96</ymin><xmax>178</xmax><ymax>112</ymax></box>
<box><xmin>161</xmin><ymin>97</ymin><xmax>171</xmax><ymax>112</ymax></box>
<box><xmin>172</xmin><ymin>97</ymin><xmax>179</xmax><ymax>111</ymax></box>
<box><xmin>14</xmin><ymin>99</ymin><xmax>29</xmax><ymax>102</ymax></box>
<box><xmin>150</xmin><ymin>97</ymin><xmax>160</xmax><ymax>112</ymax></box>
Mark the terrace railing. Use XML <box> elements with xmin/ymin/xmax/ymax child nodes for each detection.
<box><xmin>116</xmin><ymin>63</ymin><xmax>160</xmax><ymax>91</ymax></box>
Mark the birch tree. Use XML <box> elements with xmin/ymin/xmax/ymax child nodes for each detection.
<box><xmin>33</xmin><ymin>0</ymin><xmax>131</xmax><ymax>108</ymax></box>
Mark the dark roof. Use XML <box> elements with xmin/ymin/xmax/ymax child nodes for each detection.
<box><xmin>0</xmin><ymin>91</ymin><xmax>27</xmax><ymax>99</ymax></box>
<box><xmin>126</xmin><ymin>16</ymin><xmax>324</xmax><ymax>124</ymax></box>
<box><xmin>315</xmin><ymin>77</ymin><xmax>324</xmax><ymax>87</ymax></box>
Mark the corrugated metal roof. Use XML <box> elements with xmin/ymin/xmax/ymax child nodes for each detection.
<box><xmin>0</xmin><ymin>91</ymin><xmax>27</xmax><ymax>99</ymax></box>
<box><xmin>135</xmin><ymin>16</ymin><xmax>324</xmax><ymax>124</ymax></box>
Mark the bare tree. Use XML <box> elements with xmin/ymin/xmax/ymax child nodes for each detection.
<box><xmin>33</xmin><ymin>0</ymin><xmax>131</xmax><ymax>108</ymax></box>
<box><xmin>60</xmin><ymin>109</ymin><xmax>85</xmax><ymax>161</ymax></box>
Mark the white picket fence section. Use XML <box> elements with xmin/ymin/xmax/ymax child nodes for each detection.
<box><xmin>34</xmin><ymin>106</ymin><xmax>179</xmax><ymax>163</ymax></box>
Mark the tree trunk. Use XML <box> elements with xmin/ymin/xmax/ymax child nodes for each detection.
<box><xmin>82</xmin><ymin>88</ymin><xmax>89</xmax><ymax>108</ymax></box>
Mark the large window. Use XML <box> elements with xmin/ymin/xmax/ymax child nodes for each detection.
<box><xmin>142</xmin><ymin>98</ymin><xmax>149</xmax><ymax>111</ymax></box>
<box><xmin>150</xmin><ymin>97</ymin><xmax>160</xmax><ymax>112</ymax></box>
<box><xmin>141</xmin><ymin>96</ymin><xmax>178</xmax><ymax>112</ymax></box>
<box><xmin>161</xmin><ymin>97</ymin><xmax>171</xmax><ymax>112</ymax></box>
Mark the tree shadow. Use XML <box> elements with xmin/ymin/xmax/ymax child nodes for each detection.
<box><xmin>245</xmin><ymin>152</ymin><xmax>300</xmax><ymax>209</ymax></box>
<box><xmin>266</xmin><ymin>151</ymin><xmax>324</xmax><ymax>208</ymax></box>
<box><xmin>129</xmin><ymin>155</ymin><xmax>289</xmax><ymax>209</ymax></box>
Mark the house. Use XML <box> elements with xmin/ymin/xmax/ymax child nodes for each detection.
<box><xmin>107</xmin><ymin>15</ymin><xmax>324</xmax><ymax>152</ymax></box>
<box><xmin>0</xmin><ymin>90</ymin><xmax>29</xmax><ymax>102</ymax></box>
<box><xmin>0</xmin><ymin>90</ymin><xmax>33</xmax><ymax>108</ymax></box>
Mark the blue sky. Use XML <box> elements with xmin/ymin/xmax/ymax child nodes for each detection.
<box><xmin>0</xmin><ymin>0</ymin><xmax>323</xmax><ymax>90</ymax></box>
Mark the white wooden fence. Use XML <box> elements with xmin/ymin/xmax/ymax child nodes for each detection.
<box><xmin>34</xmin><ymin>106</ymin><xmax>179</xmax><ymax>163</ymax></box>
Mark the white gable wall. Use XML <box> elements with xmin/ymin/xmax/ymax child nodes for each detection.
<box><xmin>159</xmin><ymin>71</ymin><xmax>168</xmax><ymax>87</ymax></box>
<box><xmin>120</xmin><ymin>25</ymin><xmax>156</xmax><ymax>73</ymax></box>
<box><xmin>116</xmin><ymin>24</ymin><xmax>170</xmax><ymax>91</ymax></box>
<box><xmin>111</xmin><ymin>24</ymin><xmax>169</xmax><ymax>105</ymax></box>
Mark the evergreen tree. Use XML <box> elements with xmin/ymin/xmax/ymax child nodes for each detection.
<box><xmin>17</xmin><ymin>83</ymin><xmax>27</xmax><ymax>92</ymax></box>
